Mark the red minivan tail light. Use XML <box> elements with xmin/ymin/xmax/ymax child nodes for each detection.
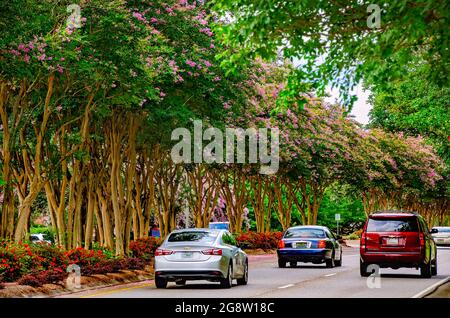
<box><xmin>361</xmin><ymin>232</ymin><xmax>367</xmax><ymax>246</ymax></box>
<box><xmin>277</xmin><ymin>240</ymin><xmax>285</xmax><ymax>249</ymax></box>
<box><xmin>202</xmin><ymin>248</ymin><xmax>222</xmax><ymax>256</ymax></box>
<box><xmin>318</xmin><ymin>240</ymin><xmax>327</xmax><ymax>249</ymax></box>
<box><xmin>155</xmin><ymin>249</ymin><xmax>173</xmax><ymax>256</ymax></box>
<box><xmin>419</xmin><ymin>233</ymin><xmax>425</xmax><ymax>249</ymax></box>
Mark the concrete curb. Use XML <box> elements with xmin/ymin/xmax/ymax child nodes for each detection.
<box><xmin>411</xmin><ymin>276</ymin><xmax>450</xmax><ymax>298</ymax></box>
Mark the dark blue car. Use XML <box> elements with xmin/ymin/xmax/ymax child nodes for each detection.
<box><xmin>277</xmin><ymin>226</ymin><xmax>342</xmax><ymax>268</ymax></box>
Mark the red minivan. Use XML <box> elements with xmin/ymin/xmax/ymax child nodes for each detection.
<box><xmin>360</xmin><ymin>210</ymin><xmax>437</xmax><ymax>278</ymax></box>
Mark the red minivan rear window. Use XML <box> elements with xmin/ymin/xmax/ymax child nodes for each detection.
<box><xmin>367</xmin><ymin>217</ymin><xmax>419</xmax><ymax>232</ymax></box>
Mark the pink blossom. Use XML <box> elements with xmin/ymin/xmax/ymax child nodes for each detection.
<box><xmin>23</xmin><ymin>55</ymin><xmax>30</xmax><ymax>63</ymax></box>
<box><xmin>37</xmin><ymin>54</ymin><xmax>46</xmax><ymax>61</ymax></box>
<box><xmin>133</xmin><ymin>12</ymin><xmax>146</xmax><ymax>22</ymax></box>
<box><xmin>60</xmin><ymin>57</ymin><xmax>65</xmax><ymax>61</ymax></box>
<box><xmin>10</xmin><ymin>49</ymin><xmax>20</xmax><ymax>56</ymax></box>
<box><xmin>150</xmin><ymin>17</ymin><xmax>158</xmax><ymax>23</ymax></box>
<box><xmin>160</xmin><ymin>92</ymin><xmax>166</xmax><ymax>97</ymax></box>
<box><xmin>223</xmin><ymin>102</ymin><xmax>231</xmax><ymax>109</ymax></box>
<box><xmin>186</xmin><ymin>60</ymin><xmax>196</xmax><ymax>67</ymax></box>
<box><xmin>57</xmin><ymin>64</ymin><xmax>64</xmax><ymax>74</ymax></box>
<box><xmin>212</xmin><ymin>76</ymin><xmax>221</xmax><ymax>82</ymax></box>
<box><xmin>210</xmin><ymin>43</ymin><xmax>215</xmax><ymax>49</ymax></box>
<box><xmin>202</xmin><ymin>60</ymin><xmax>212</xmax><ymax>67</ymax></box>
<box><xmin>18</xmin><ymin>43</ymin><xmax>25</xmax><ymax>50</ymax></box>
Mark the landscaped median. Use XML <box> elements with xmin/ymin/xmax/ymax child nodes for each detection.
<box><xmin>0</xmin><ymin>232</ymin><xmax>286</xmax><ymax>297</ymax></box>
<box><xmin>0</xmin><ymin>237</ymin><xmax>162</xmax><ymax>297</ymax></box>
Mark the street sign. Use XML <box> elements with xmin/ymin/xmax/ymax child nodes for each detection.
<box><xmin>335</xmin><ymin>214</ymin><xmax>341</xmax><ymax>221</ymax></box>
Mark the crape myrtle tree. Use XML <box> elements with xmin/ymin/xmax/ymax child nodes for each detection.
<box><xmin>0</xmin><ymin>0</ymin><xmax>246</xmax><ymax>255</ymax></box>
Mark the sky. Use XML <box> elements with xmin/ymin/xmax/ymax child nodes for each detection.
<box><xmin>324</xmin><ymin>83</ymin><xmax>372</xmax><ymax>125</ymax></box>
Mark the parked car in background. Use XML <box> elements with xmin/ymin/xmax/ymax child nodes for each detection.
<box><xmin>154</xmin><ymin>228</ymin><xmax>248</xmax><ymax>289</ymax></box>
<box><xmin>30</xmin><ymin>233</ymin><xmax>51</xmax><ymax>244</ymax></box>
<box><xmin>431</xmin><ymin>227</ymin><xmax>450</xmax><ymax>246</ymax></box>
<box><xmin>360</xmin><ymin>210</ymin><xmax>437</xmax><ymax>278</ymax></box>
<box><xmin>208</xmin><ymin>222</ymin><xmax>230</xmax><ymax>231</ymax></box>
<box><xmin>277</xmin><ymin>226</ymin><xmax>342</xmax><ymax>268</ymax></box>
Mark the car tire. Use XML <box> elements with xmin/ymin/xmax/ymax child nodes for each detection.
<box><xmin>278</xmin><ymin>258</ymin><xmax>287</xmax><ymax>268</ymax></box>
<box><xmin>237</xmin><ymin>261</ymin><xmax>248</xmax><ymax>285</ymax></box>
<box><xmin>360</xmin><ymin>260</ymin><xmax>370</xmax><ymax>277</ymax></box>
<box><xmin>289</xmin><ymin>261</ymin><xmax>297</xmax><ymax>268</ymax></box>
<box><xmin>175</xmin><ymin>279</ymin><xmax>186</xmax><ymax>286</ymax></box>
<box><xmin>335</xmin><ymin>250</ymin><xmax>342</xmax><ymax>267</ymax></box>
<box><xmin>155</xmin><ymin>276</ymin><xmax>167</xmax><ymax>289</ymax></box>
<box><xmin>420</xmin><ymin>261</ymin><xmax>432</xmax><ymax>278</ymax></box>
<box><xmin>431</xmin><ymin>256</ymin><xmax>438</xmax><ymax>276</ymax></box>
<box><xmin>326</xmin><ymin>251</ymin><xmax>335</xmax><ymax>268</ymax></box>
<box><xmin>220</xmin><ymin>264</ymin><xmax>233</xmax><ymax>289</ymax></box>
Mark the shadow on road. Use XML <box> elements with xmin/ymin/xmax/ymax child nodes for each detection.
<box><xmin>164</xmin><ymin>283</ymin><xmax>236</xmax><ymax>290</ymax></box>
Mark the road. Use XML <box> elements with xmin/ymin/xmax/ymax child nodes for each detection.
<box><xmin>59</xmin><ymin>245</ymin><xmax>450</xmax><ymax>298</ymax></box>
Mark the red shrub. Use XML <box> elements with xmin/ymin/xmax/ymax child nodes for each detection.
<box><xmin>17</xmin><ymin>268</ymin><xmax>68</xmax><ymax>287</ymax></box>
<box><xmin>65</xmin><ymin>247</ymin><xmax>107</xmax><ymax>267</ymax></box>
<box><xmin>17</xmin><ymin>273</ymin><xmax>44</xmax><ymax>287</ymax></box>
<box><xmin>0</xmin><ymin>247</ymin><xmax>24</xmax><ymax>282</ymax></box>
<box><xmin>125</xmin><ymin>258</ymin><xmax>146</xmax><ymax>270</ymax></box>
<box><xmin>236</xmin><ymin>231</ymin><xmax>284</xmax><ymax>250</ymax></box>
<box><xmin>129</xmin><ymin>237</ymin><xmax>162</xmax><ymax>260</ymax></box>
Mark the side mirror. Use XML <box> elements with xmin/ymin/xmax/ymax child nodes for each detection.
<box><xmin>430</xmin><ymin>228</ymin><xmax>438</xmax><ymax>234</ymax></box>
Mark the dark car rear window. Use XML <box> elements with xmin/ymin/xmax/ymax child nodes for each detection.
<box><xmin>284</xmin><ymin>228</ymin><xmax>326</xmax><ymax>238</ymax></box>
<box><xmin>367</xmin><ymin>218</ymin><xmax>419</xmax><ymax>232</ymax></box>
<box><xmin>168</xmin><ymin>231</ymin><xmax>218</xmax><ymax>243</ymax></box>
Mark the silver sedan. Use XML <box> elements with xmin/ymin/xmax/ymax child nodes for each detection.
<box><xmin>154</xmin><ymin>228</ymin><xmax>248</xmax><ymax>289</ymax></box>
<box><xmin>431</xmin><ymin>227</ymin><xmax>450</xmax><ymax>246</ymax></box>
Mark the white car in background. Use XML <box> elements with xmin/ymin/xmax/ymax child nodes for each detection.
<box><xmin>30</xmin><ymin>233</ymin><xmax>52</xmax><ymax>244</ymax></box>
<box><xmin>431</xmin><ymin>227</ymin><xmax>450</xmax><ymax>246</ymax></box>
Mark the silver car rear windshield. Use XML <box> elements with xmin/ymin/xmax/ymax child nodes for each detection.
<box><xmin>434</xmin><ymin>228</ymin><xmax>450</xmax><ymax>233</ymax></box>
<box><xmin>168</xmin><ymin>231</ymin><xmax>218</xmax><ymax>243</ymax></box>
<box><xmin>284</xmin><ymin>228</ymin><xmax>326</xmax><ymax>238</ymax></box>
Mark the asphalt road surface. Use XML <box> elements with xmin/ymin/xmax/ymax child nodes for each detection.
<box><xmin>59</xmin><ymin>245</ymin><xmax>450</xmax><ymax>298</ymax></box>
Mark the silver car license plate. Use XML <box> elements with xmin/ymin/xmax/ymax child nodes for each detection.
<box><xmin>181</xmin><ymin>252</ymin><xmax>193</xmax><ymax>259</ymax></box>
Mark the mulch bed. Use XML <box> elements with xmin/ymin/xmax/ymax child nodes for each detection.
<box><xmin>0</xmin><ymin>266</ymin><xmax>154</xmax><ymax>298</ymax></box>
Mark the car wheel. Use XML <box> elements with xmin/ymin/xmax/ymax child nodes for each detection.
<box><xmin>220</xmin><ymin>264</ymin><xmax>233</xmax><ymax>289</ymax></box>
<box><xmin>155</xmin><ymin>276</ymin><xmax>167</xmax><ymax>289</ymax></box>
<box><xmin>360</xmin><ymin>260</ymin><xmax>370</xmax><ymax>277</ymax></box>
<box><xmin>420</xmin><ymin>261</ymin><xmax>432</xmax><ymax>278</ymax></box>
<box><xmin>278</xmin><ymin>258</ymin><xmax>287</xmax><ymax>268</ymax></box>
<box><xmin>335</xmin><ymin>250</ymin><xmax>342</xmax><ymax>267</ymax></box>
<box><xmin>175</xmin><ymin>279</ymin><xmax>186</xmax><ymax>286</ymax></box>
<box><xmin>237</xmin><ymin>261</ymin><xmax>248</xmax><ymax>285</ymax></box>
<box><xmin>326</xmin><ymin>251</ymin><xmax>335</xmax><ymax>268</ymax></box>
<box><xmin>289</xmin><ymin>261</ymin><xmax>297</xmax><ymax>268</ymax></box>
<box><xmin>431</xmin><ymin>258</ymin><xmax>437</xmax><ymax>276</ymax></box>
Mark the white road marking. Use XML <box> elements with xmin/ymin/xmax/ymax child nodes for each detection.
<box><xmin>278</xmin><ymin>284</ymin><xmax>294</xmax><ymax>289</ymax></box>
<box><xmin>325</xmin><ymin>273</ymin><xmax>337</xmax><ymax>277</ymax></box>
<box><xmin>411</xmin><ymin>276</ymin><xmax>450</xmax><ymax>298</ymax></box>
